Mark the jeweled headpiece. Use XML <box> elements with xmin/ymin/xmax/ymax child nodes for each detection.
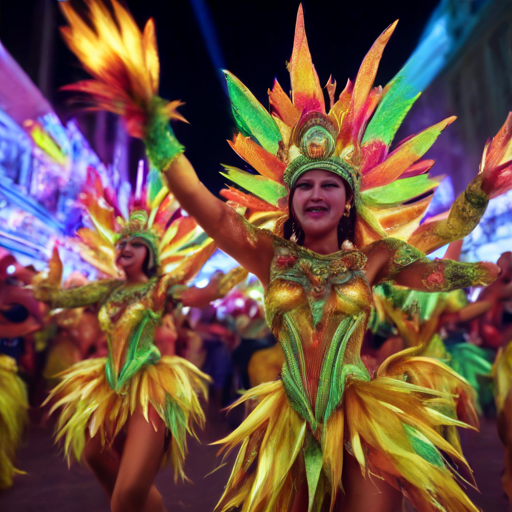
<box><xmin>220</xmin><ymin>6</ymin><xmax>454</xmax><ymax>248</ymax></box>
<box><xmin>284</xmin><ymin>111</ymin><xmax>357</xmax><ymax>190</ymax></box>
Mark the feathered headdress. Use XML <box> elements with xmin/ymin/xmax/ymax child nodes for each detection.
<box><xmin>57</xmin><ymin>1</ymin><xmax>512</xmax><ymax>254</ymax></box>
<box><xmin>75</xmin><ymin>167</ymin><xmax>214</xmax><ymax>280</ymax></box>
<box><xmin>220</xmin><ymin>6</ymin><xmax>512</xmax><ymax>250</ymax></box>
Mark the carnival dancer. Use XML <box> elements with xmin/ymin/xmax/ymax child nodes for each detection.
<box><xmin>0</xmin><ymin>253</ymin><xmax>35</xmax><ymax>490</ymax></box>
<box><xmin>57</xmin><ymin>2</ymin><xmax>512</xmax><ymax>511</ymax></box>
<box><xmin>0</xmin><ymin>260</ymin><xmax>30</xmax><ymax>491</ymax></box>
<box><xmin>32</xmin><ymin>163</ymin><xmax>245</xmax><ymax>512</ymax></box>
<box><xmin>489</xmin><ymin>254</ymin><xmax>512</xmax><ymax>505</ymax></box>
<box><xmin>0</xmin><ymin>354</ymin><xmax>28</xmax><ymax>490</ymax></box>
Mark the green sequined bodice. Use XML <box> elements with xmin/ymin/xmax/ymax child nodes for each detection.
<box><xmin>264</xmin><ymin>237</ymin><xmax>371</xmax><ymax>431</ymax></box>
<box><xmin>98</xmin><ymin>278</ymin><xmax>165</xmax><ymax>391</ymax></box>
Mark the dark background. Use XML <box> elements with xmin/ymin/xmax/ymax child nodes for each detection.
<box><xmin>0</xmin><ymin>0</ymin><xmax>439</xmax><ymax>192</ymax></box>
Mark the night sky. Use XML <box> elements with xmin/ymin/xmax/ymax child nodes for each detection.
<box><xmin>0</xmin><ymin>0</ymin><xmax>439</xmax><ymax>193</ymax></box>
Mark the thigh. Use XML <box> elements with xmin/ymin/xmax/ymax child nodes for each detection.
<box><xmin>83</xmin><ymin>431</ymin><xmax>121</xmax><ymax>500</ymax></box>
<box><xmin>116</xmin><ymin>405</ymin><xmax>166</xmax><ymax>491</ymax></box>
<box><xmin>339</xmin><ymin>452</ymin><xmax>403</xmax><ymax>512</ymax></box>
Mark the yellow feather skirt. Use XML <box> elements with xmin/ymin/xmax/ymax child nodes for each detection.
<box><xmin>46</xmin><ymin>355</ymin><xmax>210</xmax><ymax>481</ymax></box>
<box><xmin>214</xmin><ymin>355</ymin><xmax>479</xmax><ymax>512</ymax></box>
<box><xmin>0</xmin><ymin>355</ymin><xmax>28</xmax><ymax>490</ymax></box>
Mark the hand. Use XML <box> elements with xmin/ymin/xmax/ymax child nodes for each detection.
<box><xmin>478</xmin><ymin>261</ymin><xmax>500</xmax><ymax>285</ymax></box>
<box><xmin>479</xmin><ymin>113</ymin><xmax>512</xmax><ymax>199</ymax></box>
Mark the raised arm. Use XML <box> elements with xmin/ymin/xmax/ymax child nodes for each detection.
<box><xmin>150</xmin><ymin>144</ymin><xmax>273</xmax><ymax>285</ymax></box>
<box><xmin>364</xmin><ymin>238</ymin><xmax>499</xmax><ymax>292</ymax></box>
<box><xmin>407</xmin><ymin>175</ymin><xmax>488</xmax><ymax>254</ymax></box>
<box><xmin>407</xmin><ymin>114</ymin><xmax>512</xmax><ymax>254</ymax></box>
<box><xmin>168</xmin><ymin>266</ymin><xmax>249</xmax><ymax>309</ymax></box>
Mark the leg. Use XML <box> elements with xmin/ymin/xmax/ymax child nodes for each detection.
<box><xmin>338</xmin><ymin>453</ymin><xmax>403</xmax><ymax>512</ymax></box>
<box><xmin>82</xmin><ymin>431</ymin><xmax>121</xmax><ymax>501</ymax></box>
<box><xmin>111</xmin><ymin>405</ymin><xmax>167</xmax><ymax>512</ymax></box>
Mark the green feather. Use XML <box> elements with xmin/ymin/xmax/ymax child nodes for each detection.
<box><xmin>221</xmin><ymin>165</ymin><xmax>287</xmax><ymax>206</ymax></box>
<box><xmin>403</xmin><ymin>423</ymin><xmax>444</xmax><ymax>468</ymax></box>
<box><xmin>363</xmin><ymin>74</ymin><xmax>421</xmax><ymax>146</ymax></box>
<box><xmin>165</xmin><ymin>396</ymin><xmax>187</xmax><ymax>458</ymax></box>
<box><xmin>361</xmin><ymin>174</ymin><xmax>439</xmax><ymax>208</ymax></box>
<box><xmin>403</xmin><ymin>290</ymin><xmax>442</xmax><ymax>323</ymax></box>
<box><xmin>146</xmin><ymin>167</ymin><xmax>165</xmax><ymax>206</ymax></box>
<box><xmin>176</xmin><ymin>231</ymin><xmax>210</xmax><ymax>252</ymax></box>
<box><xmin>304</xmin><ymin>434</ymin><xmax>324</xmax><ymax>512</ymax></box>
<box><xmin>223</xmin><ymin>70</ymin><xmax>282</xmax><ymax>154</ymax></box>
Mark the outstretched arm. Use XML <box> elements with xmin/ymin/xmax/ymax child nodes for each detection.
<box><xmin>364</xmin><ymin>238</ymin><xmax>499</xmax><ymax>292</ymax></box>
<box><xmin>170</xmin><ymin>267</ymin><xmax>249</xmax><ymax>309</ymax></box>
<box><xmin>32</xmin><ymin>277</ymin><xmax>119</xmax><ymax>310</ymax></box>
<box><xmin>31</xmin><ymin>246</ymin><xmax>119</xmax><ymax>309</ymax></box>
<box><xmin>394</xmin><ymin>258</ymin><xmax>498</xmax><ymax>292</ymax></box>
<box><xmin>408</xmin><ymin>113</ymin><xmax>512</xmax><ymax>254</ymax></box>
<box><xmin>146</xmin><ymin>124</ymin><xmax>274</xmax><ymax>285</ymax></box>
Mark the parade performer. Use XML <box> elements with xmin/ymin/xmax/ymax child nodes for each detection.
<box><xmin>0</xmin><ymin>354</ymin><xmax>28</xmax><ymax>490</ymax></box>
<box><xmin>32</xmin><ymin>162</ymin><xmax>244</xmax><ymax>512</ymax></box>
<box><xmin>0</xmin><ymin>258</ymin><xmax>31</xmax><ymax>490</ymax></box>
<box><xmin>57</xmin><ymin>1</ymin><xmax>512</xmax><ymax>511</ymax></box>
<box><xmin>490</xmin><ymin>256</ymin><xmax>512</xmax><ymax>505</ymax></box>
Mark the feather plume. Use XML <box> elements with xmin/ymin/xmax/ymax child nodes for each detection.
<box><xmin>59</xmin><ymin>0</ymin><xmax>183</xmax><ymax>138</ymax></box>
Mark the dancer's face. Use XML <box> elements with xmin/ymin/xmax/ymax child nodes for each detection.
<box><xmin>115</xmin><ymin>237</ymin><xmax>148</xmax><ymax>275</ymax></box>
<box><xmin>291</xmin><ymin>170</ymin><xmax>349</xmax><ymax>241</ymax></box>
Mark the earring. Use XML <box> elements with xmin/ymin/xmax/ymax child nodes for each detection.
<box><xmin>343</xmin><ymin>202</ymin><xmax>352</xmax><ymax>217</ymax></box>
<box><xmin>291</xmin><ymin>220</ymin><xmax>299</xmax><ymax>242</ymax></box>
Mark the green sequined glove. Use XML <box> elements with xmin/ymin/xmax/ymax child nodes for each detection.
<box><xmin>144</xmin><ymin>97</ymin><xmax>185</xmax><ymax>171</ymax></box>
<box><xmin>421</xmin><ymin>260</ymin><xmax>498</xmax><ymax>292</ymax></box>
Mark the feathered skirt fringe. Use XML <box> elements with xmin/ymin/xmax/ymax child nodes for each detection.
<box><xmin>213</xmin><ymin>350</ymin><xmax>479</xmax><ymax>512</ymax></box>
<box><xmin>45</xmin><ymin>355</ymin><xmax>210</xmax><ymax>481</ymax></box>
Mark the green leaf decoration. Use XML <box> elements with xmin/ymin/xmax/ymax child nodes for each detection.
<box><xmin>224</xmin><ymin>70</ymin><xmax>282</xmax><ymax>154</ymax></box>
<box><xmin>221</xmin><ymin>165</ymin><xmax>287</xmax><ymax>206</ymax></box>
<box><xmin>361</xmin><ymin>174</ymin><xmax>439</xmax><ymax>208</ymax></box>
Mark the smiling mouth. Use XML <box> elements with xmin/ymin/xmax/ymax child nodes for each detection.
<box><xmin>305</xmin><ymin>206</ymin><xmax>328</xmax><ymax>213</ymax></box>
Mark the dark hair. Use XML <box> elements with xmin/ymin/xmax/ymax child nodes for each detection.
<box><xmin>142</xmin><ymin>248</ymin><xmax>158</xmax><ymax>278</ymax></box>
<box><xmin>283</xmin><ymin>178</ymin><xmax>356</xmax><ymax>247</ymax></box>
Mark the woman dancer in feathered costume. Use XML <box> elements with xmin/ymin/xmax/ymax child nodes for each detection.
<box><xmin>33</xmin><ymin>160</ymin><xmax>246</xmax><ymax>511</ymax></box>
<box><xmin>57</xmin><ymin>2</ymin><xmax>512</xmax><ymax>511</ymax></box>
